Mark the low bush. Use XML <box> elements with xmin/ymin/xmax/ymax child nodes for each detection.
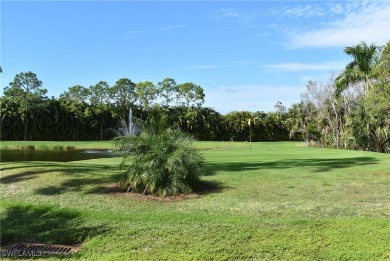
<box><xmin>17</xmin><ymin>145</ymin><xmax>36</xmax><ymax>150</ymax></box>
<box><xmin>52</xmin><ymin>145</ymin><xmax>64</xmax><ymax>150</ymax></box>
<box><xmin>114</xmin><ymin>128</ymin><xmax>204</xmax><ymax>197</ymax></box>
<box><xmin>38</xmin><ymin>145</ymin><xmax>50</xmax><ymax>150</ymax></box>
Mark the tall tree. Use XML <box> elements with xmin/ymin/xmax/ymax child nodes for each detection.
<box><xmin>135</xmin><ymin>81</ymin><xmax>157</xmax><ymax>110</ymax></box>
<box><xmin>110</xmin><ymin>78</ymin><xmax>136</xmax><ymax>119</ymax></box>
<box><xmin>374</xmin><ymin>41</ymin><xmax>390</xmax><ymax>98</ymax></box>
<box><xmin>176</xmin><ymin>82</ymin><xmax>205</xmax><ymax>108</ymax></box>
<box><xmin>274</xmin><ymin>101</ymin><xmax>286</xmax><ymax>115</ymax></box>
<box><xmin>59</xmin><ymin>85</ymin><xmax>89</xmax><ymax>140</ymax></box>
<box><xmin>3</xmin><ymin>72</ymin><xmax>46</xmax><ymax>140</ymax></box>
<box><xmin>86</xmin><ymin>81</ymin><xmax>111</xmax><ymax>140</ymax></box>
<box><xmin>362</xmin><ymin>41</ymin><xmax>390</xmax><ymax>152</ymax></box>
<box><xmin>336</xmin><ymin>42</ymin><xmax>381</xmax><ymax>96</ymax></box>
<box><xmin>157</xmin><ymin>78</ymin><xmax>177</xmax><ymax>107</ymax></box>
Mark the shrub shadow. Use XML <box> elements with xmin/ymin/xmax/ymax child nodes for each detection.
<box><xmin>204</xmin><ymin>156</ymin><xmax>380</xmax><ymax>176</ymax></box>
<box><xmin>193</xmin><ymin>180</ymin><xmax>227</xmax><ymax>195</ymax></box>
<box><xmin>0</xmin><ymin>204</ymin><xmax>108</xmax><ymax>247</ymax></box>
<box><xmin>87</xmin><ymin>179</ymin><xmax>227</xmax><ymax>199</ymax></box>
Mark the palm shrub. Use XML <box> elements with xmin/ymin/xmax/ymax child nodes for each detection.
<box><xmin>350</xmin><ymin>101</ymin><xmax>390</xmax><ymax>153</ymax></box>
<box><xmin>114</xmin><ymin>128</ymin><xmax>204</xmax><ymax>197</ymax></box>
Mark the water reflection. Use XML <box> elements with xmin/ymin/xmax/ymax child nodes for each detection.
<box><xmin>0</xmin><ymin>149</ymin><xmax>113</xmax><ymax>162</ymax></box>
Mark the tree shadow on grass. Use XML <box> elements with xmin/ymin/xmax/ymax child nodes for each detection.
<box><xmin>0</xmin><ymin>162</ymin><xmax>58</xmax><ymax>184</ymax></box>
<box><xmin>35</xmin><ymin>174</ymin><xmax>122</xmax><ymax>196</ymax></box>
<box><xmin>0</xmin><ymin>161</ymin><xmax>122</xmax><ymax>196</ymax></box>
<box><xmin>204</xmin><ymin>156</ymin><xmax>380</xmax><ymax>176</ymax></box>
<box><xmin>0</xmin><ymin>204</ymin><xmax>108</xmax><ymax>247</ymax></box>
<box><xmin>0</xmin><ymin>162</ymin><xmax>43</xmax><ymax>172</ymax></box>
<box><xmin>0</xmin><ymin>171</ymin><xmax>39</xmax><ymax>184</ymax></box>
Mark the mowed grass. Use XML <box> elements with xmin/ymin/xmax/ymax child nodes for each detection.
<box><xmin>0</xmin><ymin>142</ymin><xmax>389</xmax><ymax>260</ymax></box>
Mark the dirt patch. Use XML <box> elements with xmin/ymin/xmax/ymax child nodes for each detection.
<box><xmin>92</xmin><ymin>180</ymin><xmax>224</xmax><ymax>202</ymax></box>
<box><xmin>92</xmin><ymin>184</ymin><xmax>201</xmax><ymax>202</ymax></box>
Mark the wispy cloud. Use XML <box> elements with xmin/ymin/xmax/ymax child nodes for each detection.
<box><xmin>268</xmin><ymin>2</ymin><xmax>360</xmax><ymax>18</ymax></box>
<box><xmin>212</xmin><ymin>8</ymin><xmax>256</xmax><ymax>25</ymax></box>
<box><xmin>262</xmin><ymin>61</ymin><xmax>346</xmax><ymax>72</ymax></box>
<box><xmin>274</xmin><ymin>5</ymin><xmax>326</xmax><ymax>18</ymax></box>
<box><xmin>157</xmin><ymin>25</ymin><xmax>186</xmax><ymax>31</ymax></box>
<box><xmin>288</xmin><ymin>1</ymin><xmax>390</xmax><ymax>48</ymax></box>
<box><xmin>204</xmin><ymin>84</ymin><xmax>305</xmax><ymax>113</ymax></box>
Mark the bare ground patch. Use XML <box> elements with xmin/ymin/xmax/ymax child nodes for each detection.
<box><xmin>91</xmin><ymin>180</ymin><xmax>225</xmax><ymax>202</ymax></box>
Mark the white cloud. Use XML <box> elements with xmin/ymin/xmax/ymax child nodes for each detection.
<box><xmin>268</xmin><ymin>2</ymin><xmax>361</xmax><ymax>18</ymax></box>
<box><xmin>262</xmin><ymin>61</ymin><xmax>346</xmax><ymax>72</ymax></box>
<box><xmin>281</xmin><ymin>5</ymin><xmax>326</xmax><ymax>18</ymax></box>
<box><xmin>329</xmin><ymin>3</ymin><xmax>345</xmax><ymax>15</ymax></box>
<box><xmin>289</xmin><ymin>1</ymin><xmax>390</xmax><ymax>48</ymax></box>
<box><xmin>204</xmin><ymin>84</ymin><xmax>305</xmax><ymax>114</ymax></box>
<box><xmin>215</xmin><ymin>8</ymin><xmax>240</xmax><ymax>18</ymax></box>
<box><xmin>212</xmin><ymin>8</ymin><xmax>256</xmax><ymax>25</ymax></box>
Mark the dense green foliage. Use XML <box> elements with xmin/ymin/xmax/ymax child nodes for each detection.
<box><xmin>1</xmin><ymin>142</ymin><xmax>390</xmax><ymax>259</ymax></box>
<box><xmin>114</xmin><ymin>128</ymin><xmax>204</xmax><ymax>197</ymax></box>
<box><xmin>1</xmin><ymin>76</ymin><xmax>290</xmax><ymax>141</ymax></box>
<box><xmin>2</xmin><ymin>72</ymin><xmax>47</xmax><ymax>141</ymax></box>
<box><xmin>286</xmin><ymin>41</ymin><xmax>389</xmax><ymax>153</ymax></box>
<box><xmin>1</xmin><ymin>41</ymin><xmax>388</xmax><ymax>153</ymax></box>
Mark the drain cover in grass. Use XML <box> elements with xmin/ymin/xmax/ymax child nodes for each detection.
<box><xmin>2</xmin><ymin>242</ymin><xmax>80</xmax><ymax>257</ymax></box>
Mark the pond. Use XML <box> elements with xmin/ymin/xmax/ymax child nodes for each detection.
<box><xmin>0</xmin><ymin>149</ymin><xmax>113</xmax><ymax>162</ymax></box>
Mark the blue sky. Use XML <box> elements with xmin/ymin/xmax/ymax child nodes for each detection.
<box><xmin>1</xmin><ymin>1</ymin><xmax>389</xmax><ymax>113</ymax></box>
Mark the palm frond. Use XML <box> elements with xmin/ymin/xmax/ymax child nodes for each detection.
<box><xmin>114</xmin><ymin>127</ymin><xmax>204</xmax><ymax>197</ymax></box>
<box><xmin>338</xmin><ymin>42</ymin><xmax>381</xmax><ymax>96</ymax></box>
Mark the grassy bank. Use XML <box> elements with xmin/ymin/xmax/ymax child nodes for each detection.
<box><xmin>0</xmin><ymin>140</ymin><xmax>247</xmax><ymax>151</ymax></box>
<box><xmin>1</xmin><ymin>142</ymin><xmax>389</xmax><ymax>260</ymax></box>
<box><xmin>0</xmin><ymin>141</ymin><xmax>114</xmax><ymax>150</ymax></box>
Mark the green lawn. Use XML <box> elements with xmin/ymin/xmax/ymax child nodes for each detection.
<box><xmin>1</xmin><ymin>142</ymin><xmax>389</xmax><ymax>260</ymax></box>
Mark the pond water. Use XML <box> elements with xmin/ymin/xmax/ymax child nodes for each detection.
<box><xmin>0</xmin><ymin>149</ymin><xmax>113</xmax><ymax>162</ymax></box>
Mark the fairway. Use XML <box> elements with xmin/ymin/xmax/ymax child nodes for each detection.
<box><xmin>1</xmin><ymin>142</ymin><xmax>389</xmax><ymax>260</ymax></box>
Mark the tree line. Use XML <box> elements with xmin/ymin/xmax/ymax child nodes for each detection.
<box><xmin>1</xmin><ymin>41</ymin><xmax>388</xmax><ymax>153</ymax></box>
<box><xmin>0</xmin><ymin>75</ymin><xmax>291</xmax><ymax>142</ymax></box>
<box><xmin>286</xmin><ymin>41</ymin><xmax>390</xmax><ymax>153</ymax></box>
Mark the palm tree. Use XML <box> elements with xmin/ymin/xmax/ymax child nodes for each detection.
<box><xmin>286</xmin><ymin>101</ymin><xmax>317</xmax><ymax>144</ymax></box>
<box><xmin>114</xmin><ymin>127</ymin><xmax>204</xmax><ymax>197</ymax></box>
<box><xmin>336</xmin><ymin>42</ymin><xmax>380</xmax><ymax>96</ymax></box>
